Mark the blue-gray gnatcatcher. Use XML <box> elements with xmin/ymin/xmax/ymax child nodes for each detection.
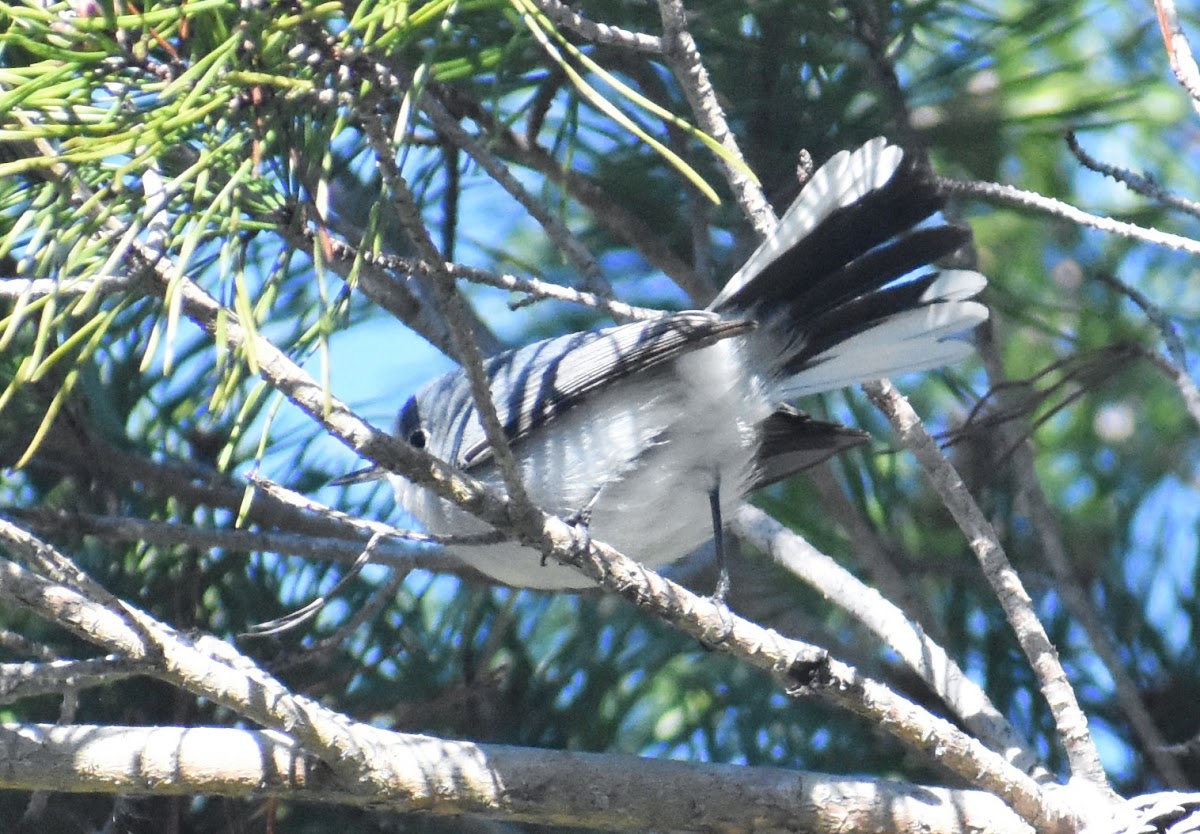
<box><xmin>343</xmin><ymin>138</ymin><xmax>988</xmax><ymax>590</ymax></box>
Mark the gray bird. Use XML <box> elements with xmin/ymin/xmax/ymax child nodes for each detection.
<box><xmin>342</xmin><ymin>138</ymin><xmax>987</xmax><ymax>590</ymax></box>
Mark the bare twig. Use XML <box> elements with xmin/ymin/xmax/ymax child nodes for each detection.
<box><xmin>323</xmin><ymin>50</ymin><xmax>610</xmax><ymax>298</ymax></box>
<box><xmin>243</xmin><ymin>473</ymin><xmax>505</xmax><ymax>549</ymax></box>
<box><xmin>938</xmin><ymin>176</ymin><xmax>1200</xmax><ymax>257</ymax></box>
<box><xmin>429</xmin><ymin>83</ymin><xmax>710</xmax><ymax>300</ymax></box>
<box><xmin>733</xmin><ymin>505</ymin><xmax>1048</xmax><ymax>780</ymax></box>
<box><xmin>434</xmin><ymin>260</ymin><xmax>663</xmax><ymax>321</ymax></box>
<box><xmin>864</xmin><ymin>380</ymin><xmax>1116</xmax><ymax>801</ymax></box>
<box><xmin>280</xmin><ymin>221</ymin><xmax>487</xmax><ymax>358</ymax></box>
<box><xmin>357</xmin><ymin>108</ymin><xmax>540</xmax><ymax>532</ymax></box>
<box><xmin>414</xmin><ymin>83</ymin><xmax>613</xmax><ymax>298</ymax></box>
<box><xmin>0</xmin><ymin>629</ymin><xmax>59</xmax><ymax>661</ymax></box>
<box><xmin>1065</xmin><ymin>132</ymin><xmax>1200</xmax><ymax>219</ymax></box>
<box><xmin>0</xmin><ymin>656</ymin><xmax>146</xmax><ymax>705</ymax></box>
<box><xmin>269</xmin><ymin>565</ymin><xmax>412</xmax><ymax>673</ymax></box>
<box><xmin>0</xmin><ymin>275</ymin><xmax>134</xmax><ymax>298</ymax></box>
<box><xmin>316</xmin><ymin>238</ymin><xmax>664</xmax><ymax>321</ymax></box>
<box><xmin>243</xmin><ymin>533</ymin><xmax>392</xmax><ymax>637</ymax></box>
<box><xmin>656</xmin><ymin>0</ymin><xmax>775</xmax><ymax>243</ymax></box>
<box><xmin>847</xmin><ymin>0</ymin><xmax>916</xmax><ymax>144</ymax></box>
<box><xmin>7</xmin><ymin>508</ymin><xmax>425</xmax><ymax>567</ymax></box>
<box><xmin>1093</xmin><ymin>271</ymin><xmax>1200</xmax><ymax>433</ymax></box>
<box><xmin>1155</xmin><ymin>0</ymin><xmax>1200</xmax><ymax>116</ymax></box>
<box><xmin>531</xmin><ymin>0</ymin><xmax>664</xmax><ymax>53</ymax></box>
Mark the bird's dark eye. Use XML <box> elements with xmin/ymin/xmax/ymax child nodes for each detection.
<box><xmin>408</xmin><ymin>428</ymin><xmax>427</xmax><ymax>449</ymax></box>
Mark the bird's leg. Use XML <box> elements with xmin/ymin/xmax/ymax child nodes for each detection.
<box><xmin>695</xmin><ymin>481</ymin><xmax>738</xmax><ymax>650</ymax></box>
<box><xmin>710</xmin><ymin>483</ymin><xmax>730</xmax><ymax>604</ymax></box>
<box><xmin>546</xmin><ymin>486</ymin><xmax>603</xmax><ymax>566</ymax></box>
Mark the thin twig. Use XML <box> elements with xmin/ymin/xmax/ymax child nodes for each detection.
<box><xmin>357</xmin><ymin>107</ymin><xmax>540</xmax><ymax>532</ymax></box>
<box><xmin>1155</xmin><ymin>0</ymin><xmax>1200</xmax><ymax>116</ymax></box>
<box><xmin>847</xmin><ymin>0</ymin><xmax>916</xmax><ymax>144</ymax></box>
<box><xmin>315</xmin><ymin>235</ymin><xmax>664</xmax><ymax>321</ymax></box>
<box><xmin>243</xmin><ymin>473</ymin><xmax>505</xmax><ymax>549</ymax></box>
<box><xmin>429</xmin><ymin>82</ymin><xmax>710</xmax><ymax>300</ymax></box>
<box><xmin>0</xmin><ymin>656</ymin><xmax>146</xmax><ymax>705</ymax></box>
<box><xmin>414</xmin><ymin>79</ymin><xmax>613</xmax><ymax>298</ymax></box>
<box><xmin>0</xmin><ymin>275</ymin><xmax>134</xmax><ymax>298</ymax></box>
<box><xmin>243</xmin><ymin>533</ymin><xmax>388</xmax><ymax>638</ymax></box>
<box><xmin>431</xmin><ymin>260</ymin><xmax>664</xmax><ymax>320</ymax></box>
<box><xmin>1065</xmin><ymin>132</ymin><xmax>1200</xmax><ymax>219</ymax></box>
<box><xmin>1093</xmin><ymin>271</ymin><xmax>1200</xmax><ymax>433</ymax></box>
<box><xmin>269</xmin><ymin>565</ymin><xmax>412</xmax><ymax>673</ymax></box>
<box><xmin>280</xmin><ymin>221</ymin><xmax>486</xmax><ymax>358</ymax></box>
<box><xmin>531</xmin><ymin>0</ymin><xmax>664</xmax><ymax>53</ymax></box>
<box><xmin>656</xmin><ymin>0</ymin><xmax>775</xmax><ymax>242</ymax></box>
<box><xmin>335</xmin><ymin>52</ymin><xmax>610</xmax><ymax>297</ymax></box>
<box><xmin>938</xmin><ymin>176</ymin><xmax>1200</xmax><ymax>257</ymax></box>
<box><xmin>863</xmin><ymin>380</ymin><xmax>1116</xmax><ymax>800</ymax></box>
<box><xmin>8</xmin><ymin>508</ymin><xmax>419</xmax><ymax>567</ymax></box>
<box><xmin>0</xmin><ymin>629</ymin><xmax>59</xmax><ymax>661</ymax></box>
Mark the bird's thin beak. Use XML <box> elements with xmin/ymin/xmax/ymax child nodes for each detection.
<box><xmin>329</xmin><ymin>466</ymin><xmax>389</xmax><ymax>487</ymax></box>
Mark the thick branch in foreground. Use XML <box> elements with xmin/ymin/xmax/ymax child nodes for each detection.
<box><xmin>0</xmin><ymin>524</ymin><xmax>1076</xmax><ymax>834</ymax></box>
<box><xmin>0</xmin><ymin>723</ymin><xmax>1035</xmax><ymax>834</ymax></box>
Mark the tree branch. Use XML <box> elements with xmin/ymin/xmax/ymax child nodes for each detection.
<box><xmin>0</xmin><ymin>517</ymin><xmax>1077</xmax><ymax>833</ymax></box>
<box><xmin>1154</xmin><ymin>0</ymin><xmax>1200</xmax><ymax>116</ymax></box>
<box><xmin>733</xmin><ymin>505</ymin><xmax>1048</xmax><ymax>781</ymax></box>
<box><xmin>0</xmin><ymin>722</ymin><xmax>1038</xmax><ymax>834</ymax></box>
<box><xmin>530</xmin><ymin>0</ymin><xmax>664</xmax><ymax>54</ymax></box>
<box><xmin>938</xmin><ymin>176</ymin><xmax>1200</xmax><ymax>257</ymax></box>
<box><xmin>863</xmin><ymin>380</ymin><xmax>1114</xmax><ymax>801</ymax></box>
<box><xmin>656</xmin><ymin>0</ymin><xmax>775</xmax><ymax>242</ymax></box>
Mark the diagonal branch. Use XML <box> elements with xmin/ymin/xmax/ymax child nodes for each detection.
<box><xmin>938</xmin><ymin>176</ymin><xmax>1200</xmax><ymax>257</ymax></box>
<box><xmin>973</xmin><ymin>333</ymin><xmax>1190</xmax><ymax>788</ymax></box>
<box><xmin>733</xmin><ymin>505</ymin><xmax>1048</xmax><ymax>781</ymax></box>
<box><xmin>864</xmin><ymin>380</ymin><xmax>1114</xmax><ymax>800</ymax></box>
<box><xmin>656</xmin><ymin>0</ymin><xmax>775</xmax><ymax>240</ymax></box>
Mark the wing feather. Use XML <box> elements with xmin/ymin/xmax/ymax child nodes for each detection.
<box><xmin>456</xmin><ymin>312</ymin><xmax>754</xmax><ymax>468</ymax></box>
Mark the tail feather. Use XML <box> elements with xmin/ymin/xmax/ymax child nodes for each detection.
<box><xmin>788</xmin><ymin>225</ymin><xmax>970</xmax><ymax>316</ymax></box>
<box><xmin>709</xmin><ymin>137</ymin><xmax>987</xmax><ymax>398</ymax></box>
<box><xmin>711</xmin><ymin>137</ymin><xmax>945</xmax><ymax>314</ymax></box>
<box><xmin>778</xmin><ymin>338</ymin><xmax>978</xmax><ymax>398</ymax></box>
<box><xmin>779</xmin><ymin>271</ymin><xmax>988</xmax><ymax>396</ymax></box>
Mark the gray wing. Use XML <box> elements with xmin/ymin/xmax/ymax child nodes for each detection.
<box><xmin>455</xmin><ymin>311</ymin><xmax>754</xmax><ymax>469</ymax></box>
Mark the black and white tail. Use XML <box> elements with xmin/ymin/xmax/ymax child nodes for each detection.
<box><xmin>710</xmin><ymin>138</ymin><xmax>987</xmax><ymax>399</ymax></box>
